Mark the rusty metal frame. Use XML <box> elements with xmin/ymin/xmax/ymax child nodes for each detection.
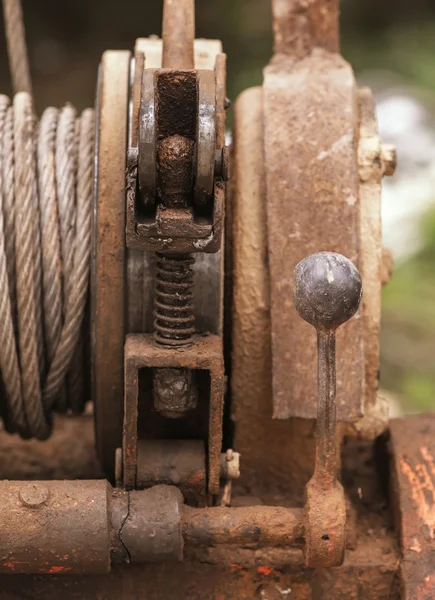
<box><xmin>123</xmin><ymin>334</ymin><xmax>224</xmax><ymax>494</ymax></box>
<box><xmin>125</xmin><ymin>57</ymin><xmax>226</xmax><ymax>253</ymax></box>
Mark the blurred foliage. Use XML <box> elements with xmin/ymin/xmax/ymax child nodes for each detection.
<box><xmin>1</xmin><ymin>0</ymin><xmax>435</xmax><ymax>110</ymax></box>
<box><xmin>381</xmin><ymin>210</ymin><xmax>435</xmax><ymax>411</ymax></box>
<box><xmin>342</xmin><ymin>22</ymin><xmax>435</xmax><ymax>96</ymax></box>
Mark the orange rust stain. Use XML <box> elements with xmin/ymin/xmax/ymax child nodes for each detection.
<box><xmin>39</xmin><ymin>566</ymin><xmax>72</xmax><ymax>574</ymax></box>
<box><xmin>421</xmin><ymin>446</ymin><xmax>435</xmax><ymax>478</ymax></box>
<box><xmin>187</xmin><ymin>471</ymin><xmax>204</xmax><ymax>485</ymax></box>
<box><xmin>230</xmin><ymin>563</ymin><xmax>245</xmax><ymax>571</ymax></box>
<box><xmin>400</xmin><ymin>449</ymin><xmax>435</xmax><ymax>540</ymax></box>
<box><xmin>257</xmin><ymin>566</ymin><xmax>274</xmax><ymax>576</ymax></box>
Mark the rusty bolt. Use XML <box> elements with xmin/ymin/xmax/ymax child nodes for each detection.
<box><xmin>293</xmin><ymin>252</ymin><xmax>362</xmax><ymax>568</ymax></box>
<box><xmin>19</xmin><ymin>483</ymin><xmax>49</xmax><ymax>508</ymax></box>
<box><xmin>153</xmin><ymin>368</ymin><xmax>198</xmax><ymax>418</ymax></box>
<box><xmin>220</xmin><ymin>449</ymin><xmax>241</xmax><ymax>480</ymax></box>
<box><xmin>380</xmin><ymin>143</ymin><xmax>397</xmax><ymax>177</ymax></box>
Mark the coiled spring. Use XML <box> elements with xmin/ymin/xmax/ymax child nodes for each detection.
<box><xmin>154</xmin><ymin>253</ymin><xmax>195</xmax><ymax>345</ymax></box>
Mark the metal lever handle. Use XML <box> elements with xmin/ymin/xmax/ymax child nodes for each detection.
<box><xmin>293</xmin><ymin>251</ymin><xmax>362</xmax><ymax>567</ymax></box>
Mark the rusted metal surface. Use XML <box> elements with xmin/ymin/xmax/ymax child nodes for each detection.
<box><xmin>153</xmin><ymin>251</ymin><xmax>198</xmax><ymax>417</ymax></box>
<box><xmin>293</xmin><ymin>252</ymin><xmax>362</xmax><ymax>567</ymax></box>
<box><xmin>123</xmin><ymin>334</ymin><xmax>224</xmax><ymax>494</ymax></box>
<box><xmin>162</xmin><ymin>0</ymin><xmax>194</xmax><ymax>70</ymax></box>
<box><xmin>122</xmin><ymin>485</ymin><xmax>184</xmax><ymax>563</ymax></box>
<box><xmin>1</xmin><ymin>480</ymin><xmax>312</xmax><ymax>573</ymax></box>
<box><xmin>183</xmin><ymin>505</ymin><xmax>304</xmax><ymax>548</ymax></box>
<box><xmin>0</xmin><ymin>556</ymin><xmax>400</xmax><ymax>600</ymax></box>
<box><xmin>389</xmin><ymin>415</ymin><xmax>435</xmax><ymax>599</ymax></box>
<box><xmin>158</xmin><ymin>135</ymin><xmax>195</xmax><ymax>208</ymax></box>
<box><xmin>127</xmin><ymin>8</ymin><xmax>227</xmax><ymax>251</ymax></box>
<box><xmin>271</xmin><ymin>0</ymin><xmax>339</xmax><ymax>58</ymax></box>
<box><xmin>356</xmin><ymin>88</ymin><xmax>388</xmax><ymax>436</ymax></box>
<box><xmin>92</xmin><ymin>50</ymin><xmax>130</xmax><ymax>480</ymax></box>
<box><xmin>0</xmin><ymin>420</ymin><xmax>401</xmax><ymax>594</ymax></box>
<box><xmin>137</xmin><ymin>439</ymin><xmax>206</xmax><ymax>506</ymax></box>
<box><xmin>126</xmin><ymin>64</ymin><xmax>225</xmax><ymax>253</ymax></box>
<box><xmin>264</xmin><ymin>2</ymin><xmax>364</xmax><ymax>422</ymax></box>
<box><xmin>0</xmin><ymin>480</ymin><xmax>111</xmax><ymax>574</ymax></box>
<box><xmin>231</xmin><ymin>86</ymin><xmax>320</xmax><ymax>496</ymax></box>
<box><xmin>129</xmin><ymin>38</ymin><xmax>225</xmax><ymax>340</ymax></box>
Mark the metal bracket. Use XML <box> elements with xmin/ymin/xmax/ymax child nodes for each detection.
<box><xmin>125</xmin><ymin>44</ymin><xmax>227</xmax><ymax>253</ymax></box>
<box><xmin>123</xmin><ymin>334</ymin><xmax>224</xmax><ymax>495</ymax></box>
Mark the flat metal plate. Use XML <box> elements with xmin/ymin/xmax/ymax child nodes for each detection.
<box><xmin>263</xmin><ymin>52</ymin><xmax>364</xmax><ymax>421</ymax></box>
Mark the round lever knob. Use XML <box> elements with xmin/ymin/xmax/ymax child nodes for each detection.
<box><xmin>293</xmin><ymin>252</ymin><xmax>362</xmax><ymax>331</ymax></box>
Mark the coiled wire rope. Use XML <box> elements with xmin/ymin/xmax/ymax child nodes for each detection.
<box><xmin>0</xmin><ymin>0</ymin><xmax>95</xmax><ymax>438</ymax></box>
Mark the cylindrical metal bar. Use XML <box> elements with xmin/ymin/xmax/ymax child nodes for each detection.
<box><xmin>0</xmin><ymin>480</ymin><xmax>111</xmax><ymax>574</ymax></box>
<box><xmin>137</xmin><ymin>439</ymin><xmax>206</xmax><ymax>505</ymax></box>
<box><xmin>0</xmin><ymin>481</ymin><xmax>307</xmax><ymax>574</ymax></box>
<box><xmin>162</xmin><ymin>0</ymin><xmax>195</xmax><ymax>69</ymax></box>
<box><xmin>121</xmin><ymin>486</ymin><xmax>184</xmax><ymax>563</ymax></box>
<box><xmin>316</xmin><ymin>329</ymin><xmax>337</xmax><ymax>487</ymax></box>
<box><xmin>271</xmin><ymin>0</ymin><xmax>339</xmax><ymax>58</ymax></box>
<box><xmin>182</xmin><ymin>506</ymin><xmax>305</xmax><ymax>547</ymax></box>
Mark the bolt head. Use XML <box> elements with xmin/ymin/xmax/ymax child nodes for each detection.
<box><xmin>381</xmin><ymin>143</ymin><xmax>397</xmax><ymax>177</ymax></box>
<box><xmin>293</xmin><ymin>252</ymin><xmax>362</xmax><ymax>331</ymax></box>
<box><xmin>19</xmin><ymin>483</ymin><xmax>49</xmax><ymax>508</ymax></box>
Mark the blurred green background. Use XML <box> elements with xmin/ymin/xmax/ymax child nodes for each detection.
<box><xmin>1</xmin><ymin>0</ymin><xmax>434</xmax><ymax>413</ymax></box>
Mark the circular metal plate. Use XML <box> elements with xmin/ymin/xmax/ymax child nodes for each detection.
<box><xmin>92</xmin><ymin>50</ymin><xmax>130</xmax><ymax>480</ymax></box>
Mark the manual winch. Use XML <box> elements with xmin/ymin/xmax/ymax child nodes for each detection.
<box><xmin>0</xmin><ymin>0</ymin><xmax>432</xmax><ymax>598</ymax></box>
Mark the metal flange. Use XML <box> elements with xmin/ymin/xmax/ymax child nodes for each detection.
<box><xmin>92</xmin><ymin>50</ymin><xmax>131</xmax><ymax>480</ymax></box>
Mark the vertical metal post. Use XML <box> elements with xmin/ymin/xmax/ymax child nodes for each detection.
<box><xmin>162</xmin><ymin>0</ymin><xmax>195</xmax><ymax>69</ymax></box>
<box><xmin>271</xmin><ymin>0</ymin><xmax>340</xmax><ymax>58</ymax></box>
<box><xmin>316</xmin><ymin>329</ymin><xmax>337</xmax><ymax>488</ymax></box>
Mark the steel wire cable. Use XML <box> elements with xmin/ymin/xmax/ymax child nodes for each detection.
<box><xmin>0</xmin><ymin>92</ymin><xmax>95</xmax><ymax>438</ymax></box>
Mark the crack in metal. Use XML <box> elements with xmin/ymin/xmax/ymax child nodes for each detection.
<box><xmin>118</xmin><ymin>492</ymin><xmax>131</xmax><ymax>564</ymax></box>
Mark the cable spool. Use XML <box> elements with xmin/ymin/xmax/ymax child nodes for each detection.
<box><xmin>0</xmin><ymin>92</ymin><xmax>94</xmax><ymax>439</ymax></box>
